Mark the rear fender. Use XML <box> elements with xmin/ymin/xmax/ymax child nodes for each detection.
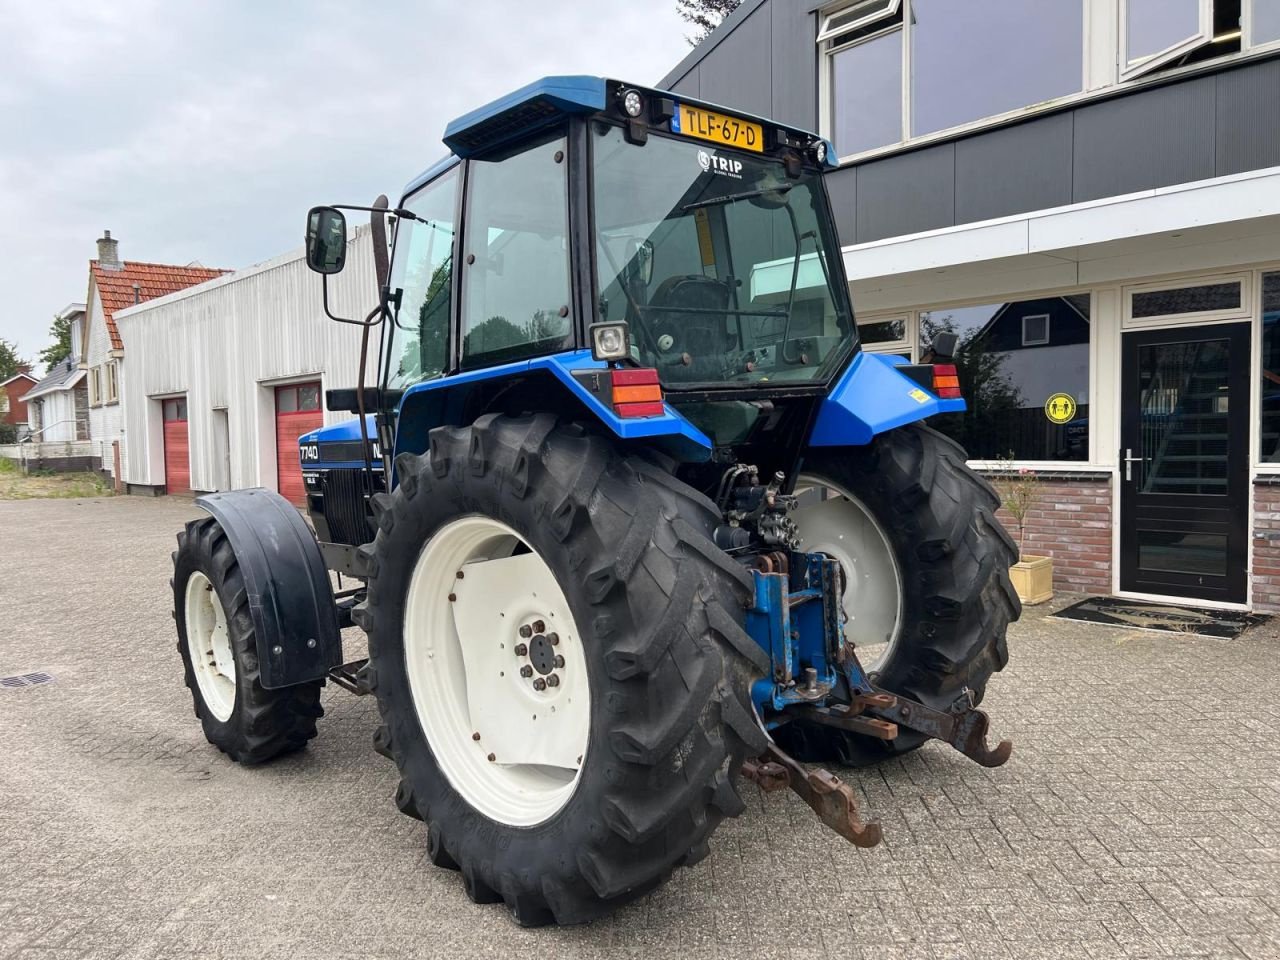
<box><xmin>195</xmin><ymin>489</ymin><xmax>342</xmax><ymax>689</ymax></box>
<box><xmin>807</xmin><ymin>352</ymin><xmax>966</xmax><ymax>447</ymax></box>
<box><xmin>392</xmin><ymin>350</ymin><xmax>713</xmax><ymax>473</ymax></box>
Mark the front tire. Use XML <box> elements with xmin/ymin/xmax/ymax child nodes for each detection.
<box><xmin>358</xmin><ymin>414</ymin><xmax>767</xmax><ymax>925</ymax></box>
<box><xmin>173</xmin><ymin>517</ymin><xmax>324</xmax><ymax>764</ymax></box>
<box><xmin>776</xmin><ymin>423</ymin><xmax>1020</xmax><ymax>766</ymax></box>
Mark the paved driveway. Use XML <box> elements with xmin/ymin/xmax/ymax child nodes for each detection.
<box><xmin>2</xmin><ymin>495</ymin><xmax>1279</xmax><ymax>960</ymax></box>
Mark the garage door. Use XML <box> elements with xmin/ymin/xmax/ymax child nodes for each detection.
<box><xmin>276</xmin><ymin>382</ymin><xmax>323</xmax><ymax>506</ymax></box>
<box><xmin>162</xmin><ymin>397</ymin><xmax>190</xmax><ymax>495</ymax></box>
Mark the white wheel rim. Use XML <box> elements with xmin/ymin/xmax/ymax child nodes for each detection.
<box><xmin>404</xmin><ymin>516</ymin><xmax>590</xmax><ymax>827</ymax></box>
<box><xmin>184</xmin><ymin>570</ymin><xmax>237</xmax><ymax>722</ymax></box>
<box><xmin>793</xmin><ymin>476</ymin><xmax>903</xmax><ymax>674</ymax></box>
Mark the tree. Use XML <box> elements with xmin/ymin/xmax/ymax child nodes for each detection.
<box><xmin>38</xmin><ymin>312</ymin><xmax>73</xmax><ymax>371</ymax></box>
<box><xmin>0</xmin><ymin>338</ymin><xmax>27</xmax><ymax>382</ymax></box>
<box><xmin>677</xmin><ymin>0</ymin><xmax>744</xmax><ymax>44</ymax></box>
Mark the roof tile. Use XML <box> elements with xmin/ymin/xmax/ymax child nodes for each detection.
<box><xmin>91</xmin><ymin>260</ymin><xmax>228</xmax><ymax>350</ymax></box>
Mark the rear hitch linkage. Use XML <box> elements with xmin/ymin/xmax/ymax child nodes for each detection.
<box><xmin>744</xmin><ymin>690</ymin><xmax>1011</xmax><ymax>850</ymax></box>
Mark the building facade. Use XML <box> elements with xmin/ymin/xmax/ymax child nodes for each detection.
<box><xmin>664</xmin><ymin>0</ymin><xmax>1280</xmax><ymax>610</ymax></box>
<box><xmin>20</xmin><ymin>304</ymin><xmax>88</xmax><ymax>445</ymax></box>
<box><xmin>0</xmin><ymin>369</ymin><xmax>37</xmax><ymax>436</ymax></box>
<box><xmin>81</xmin><ymin>231</ymin><xmax>226</xmax><ymax>483</ymax></box>
<box><xmin>114</xmin><ymin>228</ymin><xmax>378</xmax><ymax>501</ymax></box>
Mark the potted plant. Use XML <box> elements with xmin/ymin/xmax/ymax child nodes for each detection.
<box><xmin>991</xmin><ymin>457</ymin><xmax>1053</xmax><ymax>605</ymax></box>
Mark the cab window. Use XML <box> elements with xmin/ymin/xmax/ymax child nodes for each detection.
<box><xmin>460</xmin><ymin>133</ymin><xmax>572</xmax><ymax>368</ymax></box>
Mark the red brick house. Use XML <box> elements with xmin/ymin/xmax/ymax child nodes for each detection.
<box><xmin>1</xmin><ymin>368</ymin><xmax>37</xmax><ymax>433</ymax></box>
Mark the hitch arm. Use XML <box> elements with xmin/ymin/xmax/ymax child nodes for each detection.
<box><xmin>742</xmin><ymin>743</ymin><xmax>882</xmax><ymax>848</ymax></box>
<box><xmin>860</xmin><ymin>691</ymin><xmax>1013</xmax><ymax>768</ymax></box>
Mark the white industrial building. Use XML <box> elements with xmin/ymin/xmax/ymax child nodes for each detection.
<box><xmin>114</xmin><ymin>228</ymin><xmax>378</xmax><ymax>501</ymax></box>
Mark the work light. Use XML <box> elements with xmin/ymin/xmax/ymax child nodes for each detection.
<box><xmin>621</xmin><ymin>89</ymin><xmax>644</xmax><ymax>118</ymax></box>
<box><xmin>589</xmin><ymin>322</ymin><xmax>631</xmax><ymax>362</ymax></box>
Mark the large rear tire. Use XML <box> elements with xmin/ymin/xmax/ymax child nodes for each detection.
<box><xmin>173</xmin><ymin>517</ymin><xmax>325</xmax><ymax>764</ymax></box>
<box><xmin>357</xmin><ymin>414</ymin><xmax>767</xmax><ymax>925</ymax></box>
<box><xmin>775</xmin><ymin>423</ymin><xmax>1019</xmax><ymax>767</ymax></box>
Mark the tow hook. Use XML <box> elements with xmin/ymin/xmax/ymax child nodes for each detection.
<box><xmin>742</xmin><ymin>741</ymin><xmax>883</xmax><ymax>849</ymax></box>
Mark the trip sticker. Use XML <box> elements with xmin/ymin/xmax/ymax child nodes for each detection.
<box><xmin>908</xmin><ymin>388</ymin><xmax>929</xmax><ymax>404</ymax></box>
<box><xmin>697</xmin><ymin>149</ymin><xmax>744</xmax><ymax>179</ymax></box>
<box><xmin>1044</xmin><ymin>393</ymin><xmax>1077</xmax><ymax>424</ymax></box>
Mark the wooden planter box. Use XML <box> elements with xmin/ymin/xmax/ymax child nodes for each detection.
<box><xmin>1010</xmin><ymin>555</ymin><xmax>1054</xmax><ymax>605</ymax></box>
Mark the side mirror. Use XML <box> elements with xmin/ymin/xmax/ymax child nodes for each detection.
<box><xmin>305</xmin><ymin>206</ymin><xmax>347</xmax><ymax>275</ymax></box>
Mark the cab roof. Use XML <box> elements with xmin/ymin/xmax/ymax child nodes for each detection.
<box><xmin>403</xmin><ymin>75</ymin><xmax>833</xmax><ymax>196</ymax></box>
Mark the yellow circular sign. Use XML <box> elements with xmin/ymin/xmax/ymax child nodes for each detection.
<box><xmin>1044</xmin><ymin>393</ymin><xmax>1077</xmax><ymax>424</ymax></box>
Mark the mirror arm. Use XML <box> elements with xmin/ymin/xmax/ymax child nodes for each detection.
<box><xmin>370</xmin><ymin>195</ymin><xmax>390</xmax><ymax>291</ymax></box>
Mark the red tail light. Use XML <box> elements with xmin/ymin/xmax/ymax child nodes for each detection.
<box><xmin>611</xmin><ymin>367</ymin><xmax>664</xmax><ymax>418</ymax></box>
<box><xmin>932</xmin><ymin>363</ymin><xmax>962</xmax><ymax>399</ymax></box>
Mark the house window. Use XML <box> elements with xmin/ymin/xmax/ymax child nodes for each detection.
<box><xmin>105</xmin><ymin>362</ymin><xmax>119</xmax><ymax>403</ymax></box>
<box><xmin>89</xmin><ymin>367</ymin><xmax>101</xmax><ymax>406</ymax></box>
<box><xmin>1125</xmin><ymin>275</ymin><xmax>1248</xmax><ymax>325</ymax></box>
<box><xmin>920</xmin><ymin>294</ymin><xmax>1091</xmax><ymax>462</ymax></box>
<box><xmin>1259</xmin><ymin>272</ymin><xmax>1280</xmax><ymax>462</ymax></box>
<box><xmin>1252</xmin><ymin>0</ymin><xmax>1280</xmax><ymax>44</ymax></box>
<box><xmin>1021</xmin><ymin>314</ymin><xmax>1050</xmax><ymax>346</ymax></box>
<box><xmin>162</xmin><ymin>398</ymin><xmax>187</xmax><ymax>421</ymax></box>
<box><xmin>909</xmin><ymin>0</ymin><xmax>1083</xmax><ymax>137</ymax></box>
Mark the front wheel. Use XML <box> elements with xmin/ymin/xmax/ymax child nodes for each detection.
<box><xmin>775</xmin><ymin>423</ymin><xmax>1020</xmax><ymax>766</ymax></box>
<box><xmin>173</xmin><ymin>517</ymin><xmax>324</xmax><ymax>763</ymax></box>
<box><xmin>358</xmin><ymin>414</ymin><xmax>766</xmax><ymax>925</ymax></box>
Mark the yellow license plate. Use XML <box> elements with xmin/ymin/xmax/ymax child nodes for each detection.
<box><xmin>674</xmin><ymin>104</ymin><xmax>764</xmax><ymax>153</ymax></box>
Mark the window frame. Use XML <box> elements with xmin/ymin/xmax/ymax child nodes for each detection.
<box><xmin>105</xmin><ymin>361</ymin><xmax>119</xmax><ymax>404</ymax></box>
<box><xmin>1122</xmin><ymin>272</ymin><xmax>1252</xmax><ymax>329</ymax></box>
<box><xmin>818</xmin><ymin>0</ymin><xmax>1277</xmax><ymax>166</ymax></box>
<box><xmin>89</xmin><ymin>367</ymin><xmax>101</xmax><ymax>407</ymax></box>
<box><xmin>1245</xmin><ymin>0</ymin><xmax>1280</xmax><ymax>52</ymax></box>
<box><xmin>855</xmin><ymin>312</ymin><xmax>915</xmax><ymax>357</ymax></box>
<box><xmin>456</xmin><ymin>127</ymin><xmax>575</xmax><ymax>372</ymax></box>
<box><xmin>1118</xmin><ymin>0</ymin><xmax>1214</xmax><ymax>81</ymax></box>
<box><xmin>817</xmin><ymin>0</ymin><xmax>901</xmax><ymax>43</ymax></box>
<box><xmin>1021</xmin><ymin>313</ymin><xmax>1051</xmax><ymax>346</ymax></box>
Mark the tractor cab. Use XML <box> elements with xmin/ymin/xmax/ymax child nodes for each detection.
<box><xmin>301</xmin><ymin>77</ymin><xmax>958</xmax><ymax>552</ymax></box>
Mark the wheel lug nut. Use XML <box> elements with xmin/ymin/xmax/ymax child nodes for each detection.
<box><xmin>546</xmin><ymin>674</ymin><xmax>560</xmax><ymax>687</ymax></box>
<box><xmin>547</xmin><ymin>632</ymin><xmax>559</xmax><ymax>646</ymax></box>
<box><xmin>520</xmin><ymin>666</ymin><xmax>533</xmax><ymax>678</ymax></box>
<box><xmin>472</xmin><ymin>732</ymin><xmax>481</xmax><ymax>741</ymax></box>
<box><xmin>532</xmin><ymin>620</ymin><xmax>546</xmax><ymax>634</ymax></box>
<box><xmin>518</xmin><ymin>625</ymin><xmax>532</xmax><ymax>639</ymax></box>
<box><xmin>553</xmin><ymin>655</ymin><xmax>565</xmax><ymax>668</ymax></box>
<box><xmin>487</xmin><ymin>753</ymin><xmax>496</xmax><ymax>762</ymax></box>
<box><xmin>514</xmin><ymin>643</ymin><xmax>528</xmax><ymax>657</ymax></box>
<box><xmin>533</xmin><ymin>678</ymin><xmax>547</xmax><ymax>691</ymax></box>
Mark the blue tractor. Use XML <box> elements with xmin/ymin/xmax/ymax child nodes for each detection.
<box><xmin>171</xmin><ymin>77</ymin><xmax>1019</xmax><ymax>925</ymax></box>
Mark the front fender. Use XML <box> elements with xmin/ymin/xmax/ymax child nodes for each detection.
<box><xmin>195</xmin><ymin>489</ymin><xmax>342</xmax><ymax>689</ymax></box>
<box><xmin>807</xmin><ymin>352</ymin><xmax>966</xmax><ymax>447</ymax></box>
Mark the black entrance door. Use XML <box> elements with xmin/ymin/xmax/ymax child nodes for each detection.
<box><xmin>1119</xmin><ymin>323</ymin><xmax>1249</xmax><ymax>603</ymax></box>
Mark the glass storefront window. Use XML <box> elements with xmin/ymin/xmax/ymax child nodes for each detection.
<box><xmin>921</xmin><ymin>294</ymin><xmax>1091</xmax><ymax>461</ymax></box>
<box><xmin>1260</xmin><ymin>272</ymin><xmax>1280</xmax><ymax>462</ymax></box>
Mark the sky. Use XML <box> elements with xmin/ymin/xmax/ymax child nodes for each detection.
<box><xmin>0</xmin><ymin>1</ymin><xmax>696</xmax><ymax>368</ymax></box>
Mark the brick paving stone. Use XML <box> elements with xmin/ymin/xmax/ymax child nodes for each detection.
<box><xmin>2</xmin><ymin>495</ymin><xmax>1280</xmax><ymax>959</ymax></box>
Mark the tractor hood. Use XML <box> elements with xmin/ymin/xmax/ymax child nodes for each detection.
<box><xmin>297</xmin><ymin>415</ymin><xmax>382</xmax><ymax>470</ymax></box>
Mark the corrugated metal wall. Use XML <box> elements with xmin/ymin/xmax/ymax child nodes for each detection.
<box><xmin>663</xmin><ymin>1</ymin><xmax>1280</xmax><ymax>245</ymax></box>
<box><xmin>116</xmin><ymin>229</ymin><xmax>378</xmax><ymax>492</ymax></box>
